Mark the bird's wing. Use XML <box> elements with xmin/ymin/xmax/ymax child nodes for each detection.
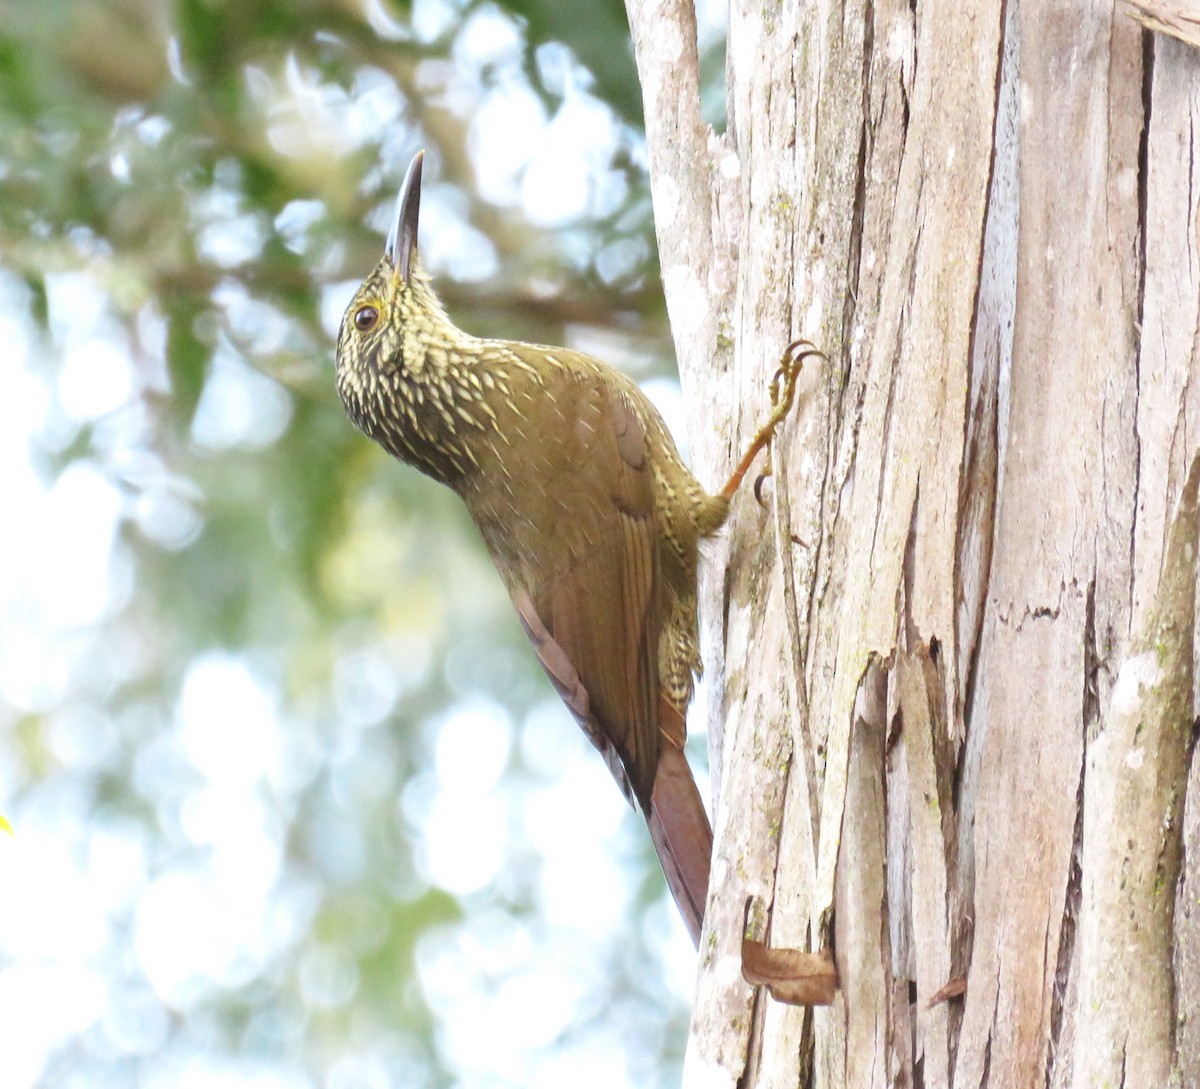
<box><xmin>499</xmin><ymin>351</ymin><xmax>663</xmax><ymax>811</ymax></box>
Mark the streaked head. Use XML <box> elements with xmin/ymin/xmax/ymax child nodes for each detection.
<box><xmin>335</xmin><ymin>150</ymin><xmax>430</xmax><ymax>386</ymax></box>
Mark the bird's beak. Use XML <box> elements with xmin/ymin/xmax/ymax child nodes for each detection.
<box><xmin>385</xmin><ymin>149</ymin><xmax>424</xmax><ymax>299</ymax></box>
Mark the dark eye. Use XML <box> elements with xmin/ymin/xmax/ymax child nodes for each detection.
<box><xmin>354</xmin><ymin>305</ymin><xmax>379</xmax><ymax>332</ymax></box>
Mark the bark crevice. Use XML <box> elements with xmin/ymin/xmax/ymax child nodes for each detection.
<box><xmin>622</xmin><ymin>0</ymin><xmax>1200</xmax><ymax>1084</ymax></box>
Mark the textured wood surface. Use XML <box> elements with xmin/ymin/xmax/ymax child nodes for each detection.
<box><xmin>625</xmin><ymin>0</ymin><xmax>1200</xmax><ymax>1085</ymax></box>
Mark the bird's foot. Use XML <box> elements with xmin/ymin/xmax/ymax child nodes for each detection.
<box><xmin>721</xmin><ymin>339</ymin><xmax>824</xmax><ymax>503</ymax></box>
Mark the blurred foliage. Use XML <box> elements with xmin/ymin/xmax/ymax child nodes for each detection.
<box><xmin>0</xmin><ymin>0</ymin><xmax>729</xmax><ymax>1086</ymax></box>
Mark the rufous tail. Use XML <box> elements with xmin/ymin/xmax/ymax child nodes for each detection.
<box><xmin>648</xmin><ymin>738</ymin><xmax>713</xmax><ymax>948</ymax></box>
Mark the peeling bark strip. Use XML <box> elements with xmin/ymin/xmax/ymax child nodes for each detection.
<box><xmin>1072</xmin><ymin>453</ymin><xmax>1200</xmax><ymax>1087</ymax></box>
<box><xmin>742</xmin><ymin>899</ymin><xmax>839</xmax><ymax>1006</ymax></box>
<box><xmin>1126</xmin><ymin>0</ymin><xmax>1200</xmax><ymax>49</ymax></box>
<box><xmin>625</xmin><ymin>0</ymin><xmax>1200</xmax><ymax>1084</ymax></box>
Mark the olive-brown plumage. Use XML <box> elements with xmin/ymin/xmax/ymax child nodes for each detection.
<box><xmin>336</xmin><ymin>152</ymin><xmax>788</xmax><ymax>946</ymax></box>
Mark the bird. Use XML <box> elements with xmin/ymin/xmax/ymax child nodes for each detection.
<box><xmin>335</xmin><ymin>150</ymin><xmax>809</xmax><ymax>946</ymax></box>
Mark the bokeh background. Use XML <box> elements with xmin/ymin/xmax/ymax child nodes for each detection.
<box><xmin>0</xmin><ymin>1</ymin><xmax>730</xmax><ymax>1086</ymax></box>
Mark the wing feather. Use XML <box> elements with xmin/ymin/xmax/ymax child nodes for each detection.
<box><xmin>479</xmin><ymin>352</ymin><xmax>663</xmax><ymax>810</ymax></box>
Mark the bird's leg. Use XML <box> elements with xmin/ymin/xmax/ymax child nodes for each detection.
<box><xmin>720</xmin><ymin>339</ymin><xmax>824</xmax><ymax>502</ymax></box>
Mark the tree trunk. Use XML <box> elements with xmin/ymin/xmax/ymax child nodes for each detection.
<box><xmin>623</xmin><ymin>0</ymin><xmax>1200</xmax><ymax>1085</ymax></box>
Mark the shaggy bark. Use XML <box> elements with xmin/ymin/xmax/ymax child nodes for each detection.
<box><xmin>624</xmin><ymin>0</ymin><xmax>1200</xmax><ymax>1084</ymax></box>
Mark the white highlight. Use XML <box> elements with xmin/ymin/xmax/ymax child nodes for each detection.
<box><xmin>1110</xmin><ymin>651</ymin><xmax>1163</xmax><ymax>718</ymax></box>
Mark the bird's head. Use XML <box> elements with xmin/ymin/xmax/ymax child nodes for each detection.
<box><xmin>335</xmin><ymin>150</ymin><xmax>451</xmax><ymax>398</ymax></box>
<box><xmin>334</xmin><ymin>151</ymin><xmax>484</xmax><ymax>481</ymax></box>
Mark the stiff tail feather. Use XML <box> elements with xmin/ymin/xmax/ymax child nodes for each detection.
<box><xmin>648</xmin><ymin>738</ymin><xmax>713</xmax><ymax>947</ymax></box>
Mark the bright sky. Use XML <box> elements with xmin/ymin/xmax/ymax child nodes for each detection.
<box><xmin>0</xmin><ymin>269</ymin><xmax>698</xmax><ymax>1088</ymax></box>
<box><xmin>0</xmin><ymin>0</ymin><xmax>729</xmax><ymax>1084</ymax></box>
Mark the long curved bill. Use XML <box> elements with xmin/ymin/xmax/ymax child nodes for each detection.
<box><xmin>385</xmin><ymin>149</ymin><xmax>424</xmax><ymax>300</ymax></box>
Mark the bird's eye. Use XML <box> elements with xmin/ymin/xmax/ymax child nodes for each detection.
<box><xmin>354</xmin><ymin>305</ymin><xmax>379</xmax><ymax>332</ymax></box>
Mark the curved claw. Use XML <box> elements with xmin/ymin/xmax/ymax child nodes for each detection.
<box><xmin>772</xmin><ymin>340</ymin><xmax>826</xmax><ymax>403</ymax></box>
<box><xmin>720</xmin><ymin>338</ymin><xmax>825</xmax><ymax>502</ymax></box>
